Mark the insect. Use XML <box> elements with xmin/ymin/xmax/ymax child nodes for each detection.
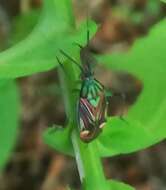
<box><xmin>56</xmin><ymin>26</ymin><xmax>112</xmax><ymax>143</ymax></box>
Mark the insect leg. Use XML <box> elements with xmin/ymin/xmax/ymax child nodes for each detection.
<box><xmin>73</xmin><ymin>42</ymin><xmax>83</xmax><ymax>49</ymax></box>
<box><xmin>119</xmin><ymin>115</ymin><xmax>129</xmax><ymax>124</ymax></box>
<box><xmin>105</xmin><ymin>89</ymin><xmax>113</xmax><ymax>99</ymax></box>
<box><xmin>56</xmin><ymin>56</ymin><xmax>70</xmax><ymax>78</ymax></box>
<box><xmin>57</xmin><ymin>54</ymin><xmax>82</xmax><ymax>93</ymax></box>
<box><xmin>114</xmin><ymin>92</ymin><xmax>128</xmax><ymax>124</ymax></box>
<box><xmin>60</xmin><ymin>49</ymin><xmax>84</xmax><ymax>73</ymax></box>
<box><xmin>56</xmin><ymin>56</ymin><xmax>65</xmax><ymax>71</ymax></box>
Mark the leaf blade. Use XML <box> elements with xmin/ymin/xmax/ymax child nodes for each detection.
<box><xmin>0</xmin><ymin>80</ymin><xmax>20</xmax><ymax>169</ymax></box>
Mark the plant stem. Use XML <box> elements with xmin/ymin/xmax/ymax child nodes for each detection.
<box><xmin>71</xmin><ymin>130</ymin><xmax>109</xmax><ymax>190</ymax></box>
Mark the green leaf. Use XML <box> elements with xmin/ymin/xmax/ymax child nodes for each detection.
<box><xmin>42</xmin><ymin>117</ymin><xmax>153</xmax><ymax>157</ymax></box>
<box><xmin>43</xmin><ymin>115</ymin><xmax>165</xmax><ymax>158</ymax></box>
<box><xmin>107</xmin><ymin>180</ymin><xmax>135</xmax><ymax>190</ymax></box>
<box><xmin>0</xmin><ymin>80</ymin><xmax>20</xmax><ymax>169</ymax></box>
<box><xmin>0</xmin><ymin>0</ymin><xmax>97</xmax><ymax>79</ymax></box>
<box><xmin>97</xmin><ymin>118</ymin><xmax>154</xmax><ymax>157</ymax></box>
<box><xmin>43</xmin><ymin>125</ymin><xmax>74</xmax><ymax>156</ymax></box>
<box><xmin>99</xmin><ymin>19</ymin><xmax>166</xmax><ymax>124</ymax></box>
<box><xmin>160</xmin><ymin>0</ymin><xmax>166</xmax><ymax>3</ymax></box>
<box><xmin>10</xmin><ymin>10</ymin><xmax>40</xmax><ymax>45</ymax></box>
<box><xmin>96</xmin><ymin>19</ymin><xmax>166</xmax><ymax>156</ymax></box>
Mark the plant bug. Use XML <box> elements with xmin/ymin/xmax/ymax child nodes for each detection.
<box><xmin>57</xmin><ymin>23</ymin><xmax>112</xmax><ymax>143</ymax></box>
<box><xmin>58</xmin><ymin>49</ymin><xmax>109</xmax><ymax>143</ymax></box>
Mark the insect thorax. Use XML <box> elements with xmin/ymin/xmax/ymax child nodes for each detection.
<box><xmin>81</xmin><ymin>78</ymin><xmax>104</xmax><ymax>100</ymax></box>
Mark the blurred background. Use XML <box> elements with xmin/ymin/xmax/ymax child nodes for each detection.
<box><xmin>0</xmin><ymin>0</ymin><xmax>165</xmax><ymax>190</ymax></box>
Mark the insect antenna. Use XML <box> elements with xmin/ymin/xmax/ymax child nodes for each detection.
<box><xmin>86</xmin><ymin>8</ymin><xmax>90</xmax><ymax>45</ymax></box>
<box><xmin>73</xmin><ymin>5</ymin><xmax>90</xmax><ymax>50</ymax></box>
<box><xmin>84</xmin><ymin>7</ymin><xmax>94</xmax><ymax>75</ymax></box>
<box><xmin>60</xmin><ymin>49</ymin><xmax>85</xmax><ymax>73</ymax></box>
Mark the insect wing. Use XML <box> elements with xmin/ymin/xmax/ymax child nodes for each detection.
<box><xmin>78</xmin><ymin>98</ymin><xmax>99</xmax><ymax>142</ymax></box>
<box><xmin>78</xmin><ymin>80</ymin><xmax>107</xmax><ymax>142</ymax></box>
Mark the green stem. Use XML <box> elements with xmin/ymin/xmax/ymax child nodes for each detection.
<box><xmin>71</xmin><ymin>130</ymin><xmax>109</xmax><ymax>190</ymax></box>
<box><xmin>59</xmin><ymin>1</ymin><xmax>109</xmax><ymax>190</ymax></box>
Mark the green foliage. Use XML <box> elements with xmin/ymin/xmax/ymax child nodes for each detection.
<box><xmin>107</xmin><ymin>180</ymin><xmax>134</xmax><ymax>190</ymax></box>
<box><xmin>43</xmin><ymin>125</ymin><xmax>73</xmax><ymax>156</ymax></box>
<box><xmin>0</xmin><ymin>1</ymin><xmax>96</xmax><ymax>79</ymax></box>
<box><xmin>10</xmin><ymin>10</ymin><xmax>40</xmax><ymax>45</ymax></box>
<box><xmin>98</xmin><ymin>19</ymin><xmax>166</xmax><ymax>143</ymax></box>
<box><xmin>44</xmin><ymin>14</ymin><xmax>165</xmax><ymax>189</ymax></box>
<box><xmin>98</xmin><ymin>118</ymin><xmax>153</xmax><ymax>157</ymax></box>
<box><xmin>98</xmin><ymin>18</ymin><xmax>166</xmax><ymax>155</ymax></box>
<box><xmin>82</xmin><ymin>179</ymin><xmax>134</xmax><ymax>190</ymax></box>
<box><xmin>0</xmin><ymin>80</ymin><xmax>20</xmax><ymax>169</ymax></box>
<box><xmin>0</xmin><ymin>0</ymin><xmax>165</xmax><ymax>189</ymax></box>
